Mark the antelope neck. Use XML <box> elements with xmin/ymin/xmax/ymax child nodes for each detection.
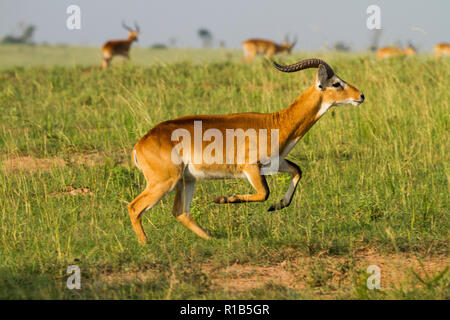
<box><xmin>275</xmin><ymin>85</ymin><xmax>325</xmax><ymax>142</ymax></box>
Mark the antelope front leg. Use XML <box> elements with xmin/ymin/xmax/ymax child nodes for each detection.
<box><xmin>214</xmin><ymin>165</ymin><xmax>270</xmax><ymax>204</ymax></box>
<box><xmin>268</xmin><ymin>159</ymin><xmax>302</xmax><ymax>211</ymax></box>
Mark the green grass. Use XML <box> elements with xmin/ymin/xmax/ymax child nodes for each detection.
<box><xmin>0</xmin><ymin>44</ymin><xmax>242</xmax><ymax>70</ymax></box>
<box><xmin>0</xmin><ymin>45</ymin><xmax>448</xmax><ymax>299</ymax></box>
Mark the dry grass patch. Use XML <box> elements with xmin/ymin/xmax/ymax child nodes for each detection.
<box><xmin>1</xmin><ymin>152</ymin><xmax>129</xmax><ymax>173</ymax></box>
<box><xmin>66</xmin><ymin>152</ymin><xmax>105</xmax><ymax>167</ymax></box>
<box><xmin>50</xmin><ymin>186</ymin><xmax>93</xmax><ymax>197</ymax></box>
<box><xmin>85</xmin><ymin>251</ymin><xmax>448</xmax><ymax>299</ymax></box>
<box><xmin>205</xmin><ymin>261</ymin><xmax>300</xmax><ymax>293</ymax></box>
<box><xmin>204</xmin><ymin>251</ymin><xmax>449</xmax><ymax>295</ymax></box>
<box><xmin>96</xmin><ymin>269</ymin><xmax>158</xmax><ymax>286</ymax></box>
<box><xmin>1</xmin><ymin>156</ymin><xmax>66</xmax><ymax>172</ymax></box>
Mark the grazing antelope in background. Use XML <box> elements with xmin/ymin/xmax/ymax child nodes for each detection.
<box><xmin>434</xmin><ymin>43</ymin><xmax>450</xmax><ymax>58</ymax></box>
<box><xmin>376</xmin><ymin>45</ymin><xmax>416</xmax><ymax>59</ymax></box>
<box><xmin>101</xmin><ymin>22</ymin><xmax>140</xmax><ymax>69</ymax></box>
<box><xmin>128</xmin><ymin>58</ymin><xmax>365</xmax><ymax>244</ymax></box>
<box><xmin>242</xmin><ymin>35</ymin><xmax>297</xmax><ymax>63</ymax></box>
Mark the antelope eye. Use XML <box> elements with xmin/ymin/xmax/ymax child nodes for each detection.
<box><xmin>332</xmin><ymin>82</ymin><xmax>341</xmax><ymax>88</ymax></box>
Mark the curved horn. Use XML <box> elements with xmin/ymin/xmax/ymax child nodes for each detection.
<box><xmin>273</xmin><ymin>58</ymin><xmax>334</xmax><ymax>78</ymax></box>
<box><xmin>122</xmin><ymin>21</ymin><xmax>133</xmax><ymax>32</ymax></box>
<box><xmin>292</xmin><ymin>34</ymin><xmax>298</xmax><ymax>47</ymax></box>
<box><xmin>134</xmin><ymin>21</ymin><xmax>140</xmax><ymax>32</ymax></box>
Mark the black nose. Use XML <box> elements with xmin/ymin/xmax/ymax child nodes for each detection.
<box><xmin>360</xmin><ymin>94</ymin><xmax>365</xmax><ymax>101</ymax></box>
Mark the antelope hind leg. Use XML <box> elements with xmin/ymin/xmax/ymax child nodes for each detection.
<box><xmin>128</xmin><ymin>178</ymin><xmax>179</xmax><ymax>244</ymax></box>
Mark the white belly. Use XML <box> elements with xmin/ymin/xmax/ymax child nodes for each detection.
<box><xmin>185</xmin><ymin>164</ymin><xmax>246</xmax><ymax>180</ymax></box>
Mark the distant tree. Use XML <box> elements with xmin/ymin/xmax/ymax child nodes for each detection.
<box><xmin>168</xmin><ymin>37</ymin><xmax>177</xmax><ymax>48</ymax></box>
<box><xmin>368</xmin><ymin>29</ymin><xmax>382</xmax><ymax>52</ymax></box>
<box><xmin>218</xmin><ymin>40</ymin><xmax>226</xmax><ymax>48</ymax></box>
<box><xmin>21</xmin><ymin>25</ymin><xmax>36</xmax><ymax>42</ymax></box>
<box><xmin>2</xmin><ymin>24</ymin><xmax>36</xmax><ymax>44</ymax></box>
<box><xmin>333</xmin><ymin>41</ymin><xmax>351</xmax><ymax>52</ymax></box>
<box><xmin>151</xmin><ymin>43</ymin><xmax>168</xmax><ymax>49</ymax></box>
<box><xmin>197</xmin><ymin>28</ymin><xmax>213</xmax><ymax>48</ymax></box>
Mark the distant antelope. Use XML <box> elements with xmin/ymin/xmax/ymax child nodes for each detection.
<box><xmin>434</xmin><ymin>43</ymin><xmax>450</xmax><ymax>58</ymax></box>
<box><xmin>101</xmin><ymin>22</ymin><xmax>140</xmax><ymax>69</ymax></box>
<box><xmin>242</xmin><ymin>35</ymin><xmax>297</xmax><ymax>63</ymax></box>
<box><xmin>128</xmin><ymin>58</ymin><xmax>365</xmax><ymax>243</ymax></box>
<box><xmin>376</xmin><ymin>46</ymin><xmax>416</xmax><ymax>60</ymax></box>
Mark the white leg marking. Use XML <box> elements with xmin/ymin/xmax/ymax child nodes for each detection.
<box><xmin>133</xmin><ymin>149</ymin><xmax>142</xmax><ymax>170</ymax></box>
<box><xmin>181</xmin><ymin>180</ymin><xmax>196</xmax><ymax>212</ymax></box>
<box><xmin>282</xmin><ymin>175</ymin><xmax>300</xmax><ymax>203</ymax></box>
<box><xmin>278</xmin><ymin>159</ymin><xmax>301</xmax><ymax>205</ymax></box>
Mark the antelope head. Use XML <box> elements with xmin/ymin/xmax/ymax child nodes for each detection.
<box><xmin>281</xmin><ymin>34</ymin><xmax>298</xmax><ymax>53</ymax></box>
<box><xmin>274</xmin><ymin>58</ymin><xmax>365</xmax><ymax>107</ymax></box>
<box><xmin>122</xmin><ymin>21</ymin><xmax>140</xmax><ymax>42</ymax></box>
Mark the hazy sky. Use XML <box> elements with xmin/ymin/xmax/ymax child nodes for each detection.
<box><xmin>0</xmin><ymin>0</ymin><xmax>449</xmax><ymax>51</ymax></box>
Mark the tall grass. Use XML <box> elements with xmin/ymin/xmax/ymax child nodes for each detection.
<box><xmin>0</xmin><ymin>46</ymin><xmax>448</xmax><ymax>299</ymax></box>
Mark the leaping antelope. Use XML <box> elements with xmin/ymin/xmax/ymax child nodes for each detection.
<box><xmin>128</xmin><ymin>58</ymin><xmax>365</xmax><ymax>244</ymax></box>
<box><xmin>101</xmin><ymin>22</ymin><xmax>140</xmax><ymax>69</ymax></box>
<box><xmin>242</xmin><ymin>35</ymin><xmax>297</xmax><ymax>63</ymax></box>
<box><xmin>434</xmin><ymin>43</ymin><xmax>450</xmax><ymax>58</ymax></box>
<box><xmin>376</xmin><ymin>46</ymin><xmax>416</xmax><ymax>60</ymax></box>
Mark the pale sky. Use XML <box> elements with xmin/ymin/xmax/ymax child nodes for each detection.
<box><xmin>0</xmin><ymin>0</ymin><xmax>448</xmax><ymax>51</ymax></box>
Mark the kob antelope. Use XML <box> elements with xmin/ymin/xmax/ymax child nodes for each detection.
<box><xmin>128</xmin><ymin>58</ymin><xmax>365</xmax><ymax>244</ymax></box>
<box><xmin>434</xmin><ymin>43</ymin><xmax>450</xmax><ymax>58</ymax></box>
<box><xmin>101</xmin><ymin>22</ymin><xmax>140</xmax><ymax>69</ymax></box>
<box><xmin>242</xmin><ymin>35</ymin><xmax>297</xmax><ymax>63</ymax></box>
<box><xmin>376</xmin><ymin>46</ymin><xmax>416</xmax><ymax>59</ymax></box>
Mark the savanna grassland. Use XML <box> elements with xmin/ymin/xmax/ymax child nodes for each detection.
<box><xmin>0</xmin><ymin>44</ymin><xmax>448</xmax><ymax>299</ymax></box>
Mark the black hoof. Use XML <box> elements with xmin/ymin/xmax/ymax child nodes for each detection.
<box><xmin>268</xmin><ymin>200</ymin><xmax>288</xmax><ymax>211</ymax></box>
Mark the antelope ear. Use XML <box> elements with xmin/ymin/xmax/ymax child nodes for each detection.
<box><xmin>317</xmin><ymin>64</ymin><xmax>328</xmax><ymax>90</ymax></box>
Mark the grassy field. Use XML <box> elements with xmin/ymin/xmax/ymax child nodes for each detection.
<box><xmin>0</xmin><ymin>44</ymin><xmax>243</xmax><ymax>70</ymax></box>
<box><xmin>0</xmin><ymin>44</ymin><xmax>448</xmax><ymax>299</ymax></box>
